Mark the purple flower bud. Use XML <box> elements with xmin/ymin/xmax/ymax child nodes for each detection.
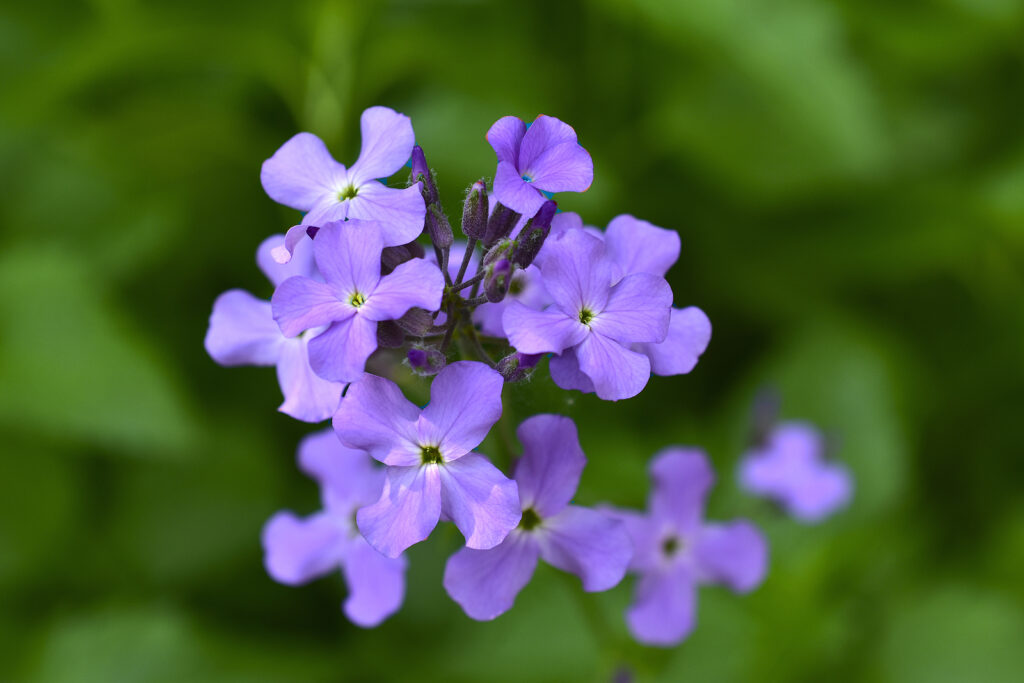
<box><xmin>406</xmin><ymin>345</ymin><xmax>446</xmax><ymax>376</ymax></box>
<box><xmin>305</xmin><ymin>225</ymin><xmax>320</xmax><ymax>239</ymax></box>
<box><xmin>461</xmin><ymin>180</ymin><xmax>488</xmax><ymax>240</ymax></box>
<box><xmin>484</xmin><ymin>259</ymin><xmax>513</xmax><ymax>303</ymax></box>
<box><xmin>409</xmin><ymin>145</ymin><xmax>439</xmax><ymax>205</ymax></box>
<box><xmin>426</xmin><ymin>204</ymin><xmax>454</xmax><ymax>250</ymax></box>
<box><xmin>512</xmin><ymin>200</ymin><xmax>556</xmax><ymax>268</ymax></box>
<box><xmin>496</xmin><ymin>351</ymin><xmax>542</xmax><ymax>382</ymax></box>
<box><xmin>395</xmin><ymin>307</ymin><xmax>434</xmax><ymax>336</ymax></box>
<box><xmin>484</xmin><ymin>202</ymin><xmax>522</xmax><ymax>247</ymax></box>
<box><xmin>380</xmin><ymin>245</ymin><xmax>413</xmax><ymax>274</ymax></box>
<box><xmin>376</xmin><ymin>320</ymin><xmax>405</xmax><ymax>349</ymax></box>
<box><xmin>482</xmin><ymin>238</ymin><xmax>513</xmax><ymax>267</ymax></box>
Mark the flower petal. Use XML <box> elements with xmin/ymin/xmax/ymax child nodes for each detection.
<box><xmin>548</xmin><ymin>348</ymin><xmax>596</xmax><ymax>394</ymax></box>
<box><xmin>575</xmin><ymin>332</ymin><xmax>652</xmax><ymax>401</ymax></box>
<box><xmin>589</xmin><ymin>273</ymin><xmax>672</xmax><ymax>344</ymax></box>
<box><xmin>604</xmin><ymin>215</ymin><xmax>680</xmax><ymax>280</ymax></box>
<box><xmin>306</xmin><ymin>314</ymin><xmax>378</xmax><ymax>383</ymax></box>
<box><xmin>346</xmin><ymin>106</ymin><xmax>416</xmax><ymax>187</ymax></box>
<box><xmin>344</xmin><ymin>182</ymin><xmax>426</xmax><ymax>247</ymax></box>
<box><xmin>297</xmin><ymin>428</ymin><xmax>383</xmax><ymax>511</ymax></box>
<box><xmin>261</xmin><ymin>511</ymin><xmax>346</xmax><ymax>585</ymax></box>
<box><xmin>258</xmin><ymin>232</ymin><xmax>318</xmax><ymax>286</ymax></box>
<box><xmin>513</xmin><ymin>414</ymin><xmax>585</xmax><ymax>517</ymax></box>
<box><xmin>503</xmin><ymin>302</ymin><xmax>587</xmax><ymax>355</ymax></box>
<box><xmin>486</xmin><ymin>116</ymin><xmax>527</xmax><ymax>166</ymax></box>
<box><xmin>420</xmin><ymin>361</ymin><xmax>504</xmax><ymax>458</ymax></box>
<box><xmin>528</xmin><ymin>141</ymin><xmax>593</xmax><ymax>193</ymax></box>
<box><xmin>357</xmin><ymin>465</ymin><xmax>442</xmax><ymax>558</ymax></box>
<box><xmin>260</xmin><ymin>132</ymin><xmax>346</xmax><ymax>211</ymax></box>
<box><xmin>439</xmin><ymin>453</ymin><xmax>522</xmax><ymax>550</ymax></box>
<box><xmin>443</xmin><ymin>532</ymin><xmax>540</xmax><ymax>621</ymax></box>
<box><xmin>342</xmin><ymin>536</ymin><xmax>407</xmax><ymax>627</ymax></box>
<box><xmin>275</xmin><ymin>337</ymin><xmax>345</xmax><ymax>422</ymax></box>
<box><xmin>333</xmin><ymin>373</ymin><xmax>421</xmax><ymax>466</ymax></box>
<box><xmin>517</xmin><ymin>115</ymin><xmax>579</xmax><ymax>172</ymax></box>
<box><xmin>493</xmin><ymin>160</ymin><xmax>546</xmax><ymax>216</ymax></box>
<box><xmin>694</xmin><ymin>521</ymin><xmax>768</xmax><ymax>593</ymax></box>
<box><xmin>205</xmin><ymin>289</ymin><xmax>282</xmax><ymax>366</ymax></box>
<box><xmin>601</xmin><ymin>506</ymin><xmax>661</xmax><ymax>572</ymax></box>
<box><xmin>634</xmin><ymin>306</ymin><xmax>711</xmax><ymax>376</ymax></box>
<box><xmin>361</xmin><ymin>257</ymin><xmax>444</xmax><ymax>322</ymax></box>
<box><xmin>649</xmin><ymin>448</ymin><xmax>715</xmax><ymax>533</ymax></box>
<box><xmin>537</xmin><ymin>505</ymin><xmax>631</xmax><ymax>592</ymax></box>
<box><xmin>626</xmin><ymin>566</ymin><xmax>698</xmax><ymax>647</ymax></box>
<box><xmin>538</xmin><ymin>229</ymin><xmax>613</xmax><ymax>314</ymax></box>
<box><xmin>311</xmin><ymin>221</ymin><xmax>383</xmax><ymax>295</ymax></box>
<box><xmin>271</xmin><ymin>276</ymin><xmax>349</xmax><ymax>338</ymax></box>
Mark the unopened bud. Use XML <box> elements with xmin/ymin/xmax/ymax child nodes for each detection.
<box><xmin>376</xmin><ymin>320</ymin><xmax>405</xmax><ymax>349</ymax></box>
<box><xmin>482</xmin><ymin>238</ymin><xmax>513</xmax><ymax>267</ymax></box>
<box><xmin>484</xmin><ymin>202</ymin><xmax>521</xmax><ymax>246</ymax></box>
<box><xmin>484</xmin><ymin>259</ymin><xmax>513</xmax><ymax>303</ymax></box>
<box><xmin>512</xmin><ymin>200</ymin><xmax>556</xmax><ymax>268</ymax></box>
<box><xmin>497</xmin><ymin>352</ymin><xmax>543</xmax><ymax>383</ymax></box>
<box><xmin>409</xmin><ymin>145</ymin><xmax>439</xmax><ymax>205</ymax></box>
<box><xmin>407</xmin><ymin>345</ymin><xmax>446</xmax><ymax>376</ymax></box>
<box><xmin>461</xmin><ymin>180</ymin><xmax>488</xmax><ymax>240</ymax></box>
<box><xmin>380</xmin><ymin>245</ymin><xmax>412</xmax><ymax>274</ymax></box>
<box><xmin>395</xmin><ymin>307</ymin><xmax>434</xmax><ymax>337</ymax></box>
<box><xmin>426</xmin><ymin>204</ymin><xmax>453</xmax><ymax>250</ymax></box>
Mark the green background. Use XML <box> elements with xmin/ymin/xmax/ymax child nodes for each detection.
<box><xmin>2</xmin><ymin>0</ymin><xmax>1022</xmax><ymax>681</ymax></box>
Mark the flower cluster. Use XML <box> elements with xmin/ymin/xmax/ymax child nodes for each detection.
<box><xmin>205</xmin><ymin>106</ymin><xmax>850</xmax><ymax>648</ymax></box>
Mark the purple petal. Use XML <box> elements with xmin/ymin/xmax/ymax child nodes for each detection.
<box><xmin>486</xmin><ymin>116</ymin><xmax>527</xmax><ymax>166</ymax></box>
<box><xmin>635</xmin><ymin>306</ymin><xmax>711</xmax><ymax>376</ymax></box>
<box><xmin>268</xmin><ymin>224</ymin><xmax>310</xmax><ymax>265</ymax></box>
<box><xmin>361</xmin><ymin>257</ymin><xmax>444</xmax><ymax>322</ymax></box>
<box><xmin>342</xmin><ymin>536</ymin><xmax>407</xmax><ymax>627</ymax></box>
<box><xmin>271</xmin><ymin>276</ymin><xmax>349</xmax><ymax>338</ymax></box>
<box><xmin>649</xmin><ymin>448</ymin><xmax>714</xmax><ymax>533</ymax></box>
<box><xmin>346</xmin><ymin>106</ymin><xmax>415</xmax><ymax>187</ymax></box>
<box><xmin>601</xmin><ymin>506</ymin><xmax>661</xmax><ymax>572</ymax></box>
<box><xmin>306</xmin><ymin>313</ymin><xmax>378</xmax><ymax>383</ymax></box>
<box><xmin>604</xmin><ymin>215</ymin><xmax>681</xmax><ymax>280</ymax></box>
<box><xmin>493</xmin><ymin>160</ymin><xmax>546</xmax><ymax>216</ymax></box>
<box><xmin>357</xmin><ymin>465</ymin><xmax>442</xmax><ymax>558</ymax></box>
<box><xmin>513</xmin><ymin>414</ymin><xmax>585</xmax><ymax>517</ymax></box>
<box><xmin>302</xmin><ymin>194</ymin><xmax>351</xmax><ymax>227</ymax></box>
<box><xmin>528</xmin><ymin>141</ymin><xmax>594</xmax><ymax>193</ymax></box>
<box><xmin>297</xmin><ymin>428</ymin><xmax>384</xmax><ymax>511</ymax></box>
<box><xmin>275</xmin><ymin>335</ymin><xmax>345</xmax><ymax>422</ymax></box>
<box><xmin>548</xmin><ymin>348</ymin><xmax>596</xmax><ymax>394</ymax></box>
<box><xmin>262</xmin><ymin>511</ymin><xmax>346</xmax><ymax>585</ymax></box>
<box><xmin>626</xmin><ymin>566</ymin><xmax>698</xmax><ymax>647</ymax></box>
<box><xmin>537</xmin><ymin>505</ymin><xmax>631</xmax><ymax>591</ymax></box>
<box><xmin>589</xmin><ymin>273</ymin><xmax>672</xmax><ymax>344</ymax></box>
<box><xmin>419</xmin><ymin>361</ymin><xmax>504</xmax><ymax>458</ymax></box>
<box><xmin>538</xmin><ymin>229</ymin><xmax>613</xmax><ymax>315</ymax></box>
<box><xmin>333</xmin><ymin>373</ymin><xmax>421</xmax><ymax>466</ymax></box>
<box><xmin>575</xmin><ymin>332</ymin><xmax>652</xmax><ymax>401</ymax></box>
<box><xmin>517</xmin><ymin>115</ymin><xmax>579</xmax><ymax>173</ymax></box>
<box><xmin>439</xmin><ymin>453</ymin><xmax>522</xmax><ymax>550</ymax></box>
<box><xmin>311</xmin><ymin>221</ymin><xmax>383</xmax><ymax>295</ymax></box>
<box><xmin>549</xmin><ymin>211</ymin><xmax>584</xmax><ymax>235</ymax></box>
<box><xmin>443</xmin><ymin>532</ymin><xmax>540</xmax><ymax>621</ymax></box>
<box><xmin>260</xmin><ymin>132</ymin><xmax>346</xmax><ymax>211</ymax></box>
<box><xmin>344</xmin><ymin>182</ymin><xmax>426</xmax><ymax>247</ymax></box>
<box><xmin>694</xmin><ymin>521</ymin><xmax>768</xmax><ymax>593</ymax></box>
<box><xmin>257</xmin><ymin>232</ymin><xmax>318</xmax><ymax>286</ymax></box>
<box><xmin>205</xmin><ymin>289</ymin><xmax>282</xmax><ymax>366</ymax></box>
<box><xmin>784</xmin><ymin>464</ymin><xmax>853</xmax><ymax>523</ymax></box>
<box><xmin>503</xmin><ymin>302</ymin><xmax>587</xmax><ymax>355</ymax></box>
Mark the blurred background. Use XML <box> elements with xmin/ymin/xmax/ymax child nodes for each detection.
<box><xmin>2</xmin><ymin>0</ymin><xmax>1023</xmax><ymax>681</ymax></box>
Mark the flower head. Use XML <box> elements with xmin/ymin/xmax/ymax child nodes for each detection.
<box><xmin>261</xmin><ymin>106</ymin><xmax>425</xmax><ymax>263</ymax></box>
<box><xmin>333</xmin><ymin>361</ymin><xmax>521</xmax><ymax>557</ymax></box>
<box><xmin>739</xmin><ymin>421</ymin><xmax>852</xmax><ymax>522</ymax></box>
<box><xmin>261</xmin><ymin>430</ymin><xmax>407</xmax><ymax>627</ymax></box>
<box><xmin>487</xmin><ymin>115</ymin><xmax>593</xmax><ymax>216</ymax></box>
<box><xmin>271</xmin><ymin>220</ymin><xmax>444</xmax><ymax>383</ymax></box>
<box><xmin>443</xmin><ymin>415</ymin><xmax>631</xmax><ymax>620</ymax></box>
<box><xmin>610</xmin><ymin>448</ymin><xmax>768</xmax><ymax>646</ymax></box>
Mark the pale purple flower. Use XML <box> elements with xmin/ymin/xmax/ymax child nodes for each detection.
<box><xmin>610</xmin><ymin>448</ymin><xmax>768</xmax><ymax>647</ymax></box>
<box><xmin>487</xmin><ymin>115</ymin><xmax>593</xmax><ymax>216</ymax></box>
<box><xmin>739</xmin><ymin>421</ymin><xmax>852</xmax><ymax>522</ymax></box>
<box><xmin>333</xmin><ymin>361</ymin><xmax>521</xmax><ymax>558</ymax></box>
<box><xmin>261</xmin><ymin>106</ymin><xmax>425</xmax><ymax>263</ymax></box>
<box><xmin>502</xmin><ymin>229</ymin><xmax>672</xmax><ymax>401</ymax></box>
<box><xmin>271</xmin><ymin>220</ymin><xmax>444</xmax><ymax>383</ymax></box>
<box><xmin>261</xmin><ymin>429</ymin><xmax>406</xmax><ymax>627</ymax></box>
<box><xmin>443</xmin><ymin>415</ymin><xmax>632</xmax><ymax>620</ymax></box>
<box><xmin>473</xmin><ymin>264</ymin><xmax>549</xmax><ymax>337</ymax></box>
<box><xmin>204</xmin><ymin>235</ymin><xmax>345</xmax><ymax>422</ymax></box>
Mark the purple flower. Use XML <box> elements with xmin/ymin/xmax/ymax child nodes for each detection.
<box><xmin>443</xmin><ymin>415</ymin><xmax>631</xmax><ymax>620</ymax></box>
<box><xmin>487</xmin><ymin>115</ymin><xmax>593</xmax><ymax>216</ymax></box>
<box><xmin>610</xmin><ymin>448</ymin><xmax>768</xmax><ymax>646</ymax></box>
<box><xmin>473</xmin><ymin>264</ymin><xmax>550</xmax><ymax>337</ymax></box>
<box><xmin>261</xmin><ymin>106</ymin><xmax>424</xmax><ymax>263</ymax></box>
<box><xmin>502</xmin><ymin>229</ymin><xmax>672</xmax><ymax>400</ymax></box>
<box><xmin>204</xmin><ymin>235</ymin><xmax>345</xmax><ymax>422</ymax></box>
<box><xmin>261</xmin><ymin>429</ymin><xmax>406</xmax><ymax>627</ymax></box>
<box><xmin>271</xmin><ymin>220</ymin><xmax>444</xmax><ymax>383</ymax></box>
<box><xmin>333</xmin><ymin>361</ymin><xmax>521</xmax><ymax>558</ymax></box>
<box><xmin>739</xmin><ymin>421</ymin><xmax>853</xmax><ymax>522</ymax></box>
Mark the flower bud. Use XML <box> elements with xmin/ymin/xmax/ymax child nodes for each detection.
<box><xmin>407</xmin><ymin>345</ymin><xmax>446</xmax><ymax>376</ymax></box>
<box><xmin>409</xmin><ymin>145</ymin><xmax>439</xmax><ymax>205</ymax></box>
<box><xmin>484</xmin><ymin>259</ymin><xmax>513</xmax><ymax>303</ymax></box>
<box><xmin>461</xmin><ymin>180</ymin><xmax>488</xmax><ymax>240</ymax></box>
<box><xmin>426</xmin><ymin>204</ymin><xmax>453</xmax><ymax>250</ymax></box>
<box><xmin>497</xmin><ymin>352</ymin><xmax>543</xmax><ymax>383</ymax></box>
<box><xmin>395</xmin><ymin>307</ymin><xmax>435</xmax><ymax>336</ymax></box>
<box><xmin>484</xmin><ymin>202</ymin><xmax>521</xmax><ymax>247</ymax></box>
<box><xmin>512</xmin><ymin>200</ymin><xmax>556</xmax><ymax>268</ymax></box>
<box><xmin>380</xmin><ymin>245</ymin><xmax>412</xmax><ymax>275</ymax></box>
<box><xmin>376</xmin><ymin>320</ymin><xmax>405</xmax><ymax>349</ymax></box>
<box><xmin>482</xmin><ymin>238</ymin><xmax>513</xmax><ymax>267</ymax></box>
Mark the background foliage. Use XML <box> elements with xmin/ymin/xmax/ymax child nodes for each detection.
<box><xmin>1</xmin><ymin>0</ymin><xmax>1022</xmax><ymax>681</ymax></box>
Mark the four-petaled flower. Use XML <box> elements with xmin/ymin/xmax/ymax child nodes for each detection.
<box><xmin>487</xmin><ymin>115</ymin><xmax>593</xmax><ymax>217</ymax></box>
<box><xmin>444</xmin><ymin>415</ymin><xmax>632</xmax><ymax>620</ymax></box>
<box><xmin>261</xmin><ymin>429</ymin><xmax>407</xmax><ymax>627</ymax></box>
<box><xmin>502</xmin><ymin>228</ymin><xmax>672</xmax><ymax>400</ymax></box>
<box><xmin>272</xmin><ymin>220</ymin><xmax>444</xmax><ymax>383</ymax></box>
<box><xmin>739</xmin><ymin>421</ymin><xmax>852</xmax><ymax>522</ymax></box>
<box><xmin>608</xmin><ymin>448</ymin><xmax>768</xmax><ymax>646</ymax></box>
<box><xmin>333</xmin><ymin>361</ymin><xmax>521</xmax><ymax>558</ymax></box>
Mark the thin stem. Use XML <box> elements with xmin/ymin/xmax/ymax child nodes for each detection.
<box><xmin>463</xmin><ymin>326</ymin><xmax>496</xmax><ymax>367</ymax></box>
<box><xmin>434</xmin><ymin>243</ymin><xmax>453</xmax><ymax>287</ymax></box>
<box><xmin>464</xmin><ymin>295</ymin><xmax>489</xmax><ymax>307</ymax></box>
<box><xmin>453</xmin><ymin>237</ymin><xmax>478</xmax><ymax>286</ymax></box>
<box><xmin>449</xmin><ymin>271</ymin><xmax>485</xmax><ymax>292</ymax></box>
